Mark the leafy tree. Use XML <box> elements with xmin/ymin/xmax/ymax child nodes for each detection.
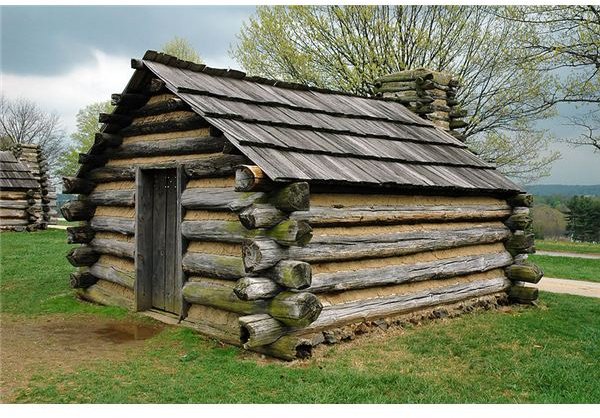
<box><xmin>0</xmin><ymin>95</ymin><xmax>66</xmax><ymax>173</ymax></box>
<box><xmin>231</xmin><ymin>5</ymin><xmax>559</xmax><ymax>183</ymax></box>
<box><xmin>57</xmin><ymin>101</ymin><xmax>112</xmax><ymax>177</ymax></box>
<box><xmin>161</xmin><ymin>36</ymin><xmax>203</xmax><ymax>63</ymax></box>
<box><xmin>531</xmin><ymin>204</ymin><xmax>567</xmax><ymax>239</ymax></box>
<box><xmin>501</xmin><ymin>6</ymin><xmax>600</xmax><ymax>154</ymax></box>
<box><xmin>566</xmin><ymin>195</ymin><xmax>600</xmax><ymax>242</ymax></box>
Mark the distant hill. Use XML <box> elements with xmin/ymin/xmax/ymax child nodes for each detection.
<box><xmin>525</xmin><ymin>184</ymin><xmax>600</xmax><ymax>197</ymax></box>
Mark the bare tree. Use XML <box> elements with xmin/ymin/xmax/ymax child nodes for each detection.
<box><xmin>565</xmin><ymin>111</ymin><xmax>600</xmax><ymax>153</ymax></box>
<box><xmin>0</xmin><ymin>96</ymin><xmax>67</xmax><ymax>173</ymax></box>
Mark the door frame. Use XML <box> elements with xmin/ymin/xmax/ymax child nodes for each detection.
<box><xmin>134</xmin><ymin>165</ymin><xmax>185</xmax><ymax>315</ymax></box>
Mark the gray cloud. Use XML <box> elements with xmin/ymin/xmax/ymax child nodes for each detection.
<box><xmin>1</xmin><ymin>6</ymin><xmax>255</xmax><ymax>74</ymax></box>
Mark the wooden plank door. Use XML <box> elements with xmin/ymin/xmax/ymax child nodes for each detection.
<box><xmin>136</xmin><ymin>168</ymin><xmax>180</xmax><ymax>314</ymax></box>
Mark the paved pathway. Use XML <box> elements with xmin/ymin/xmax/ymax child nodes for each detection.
<box><xmin>539</xmin><ymin>277</ymin><xmax>600</xmax><ymax>298</ymax></box>
<box><xmin>536</xmin><ymin>250</ymin><xmax>600</xmax><ymax>259</ymax></box>
<box><xmin>47</xmin><ymin>224</ymin><xmax>68</xmax><ymax>230</ymax></box>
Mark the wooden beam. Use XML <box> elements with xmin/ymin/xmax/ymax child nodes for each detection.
<box><xmin>106</xmin><ymin>136</ymin><xmax>225</xmax><ymax>159</ymax></box>
<box><xmin>505</xmin><ymin>262</ymin><xmax>543</xmax><ymax>284</ymax></box>
<box><xmin>267</xmin><ymin>260</ymin><xmax>312</xmax><ymax>290</ymax></box>
<box><xmin>182</xmin><ymin>252</ymin><xmax>245</xmax><ymax>280</ymax></box>
<box><xmin>235</xmin><ymin>165</ymin><xmax>273</xmax><ymax>192</ymax></box>
<box><xmin>270</xmin><ymin>182</ymin><xmax>309</xmax><ymax>212</ymax></box>
<box><xmin>118</xmin><ymin>115</ymin><xmax>208</xmax><ymax>137</ymax></box>
<box><xmin>62</xmin><ymin>177</ymin><xmax>95</xmax><ymax>195</ymax></box>
<box><xmin>98</xmin><ymin>112</ymin><xmax>133</xmax><ymax>126</ymax></box>
<box><xmin>60</xmin><ymin>199</ymin><xmax>95</xmax><ymax>222</ymax></box>
<box><xmin>507</xmin><ymin>193</ymin><xmax>533</xmax><ymax>208</ymax></box>
<box><xmin>66</xmin><ymin>246</ymin><xmax>100</xmax><ymax>267</ymax></box>
<box><xmin>67</xmin><ymin>225</ymin><xmax>96</xmax><ymax>244</ymax></box>
<box><xmin>505</xmin><ymin>231</ymin><xmax>535</xmax><ymax>256</ymax></box>
<box><xmin>111</xmin><ymin>93</ymin><xmax>148</xmax><ymax>107</ymax></box>
<box><xmin>89</xmin><ymin>263</ymin><xmax>135</xmax><ymax>289</ymax></box>
<box><xmin>181</xmin><ymin>187</ymin><xmax>266</xmax><ymax>211</ymax></box>
<box><xmin>238</xmin><ymin>204</ymin><xmax>286</xmax><ymax>229</ymax></box>
<box><xmin>88</xmin><ymin>190</ymin><xmax>135</xmax><ymax>207</ymax></box>
<box><xmin>184</xmin><ymin>154</ymin><xmax>249</xmax><ymax>179</ymax></box>
<box><xmin>70</xmin><ymin>271</ymin><xmax>98</xmax><ymax>289</ymax></box>
<box><xmin>309</xmin><ymin>251</ymin><xmax>513</xmax><ymax>293</ymax></box>
<box><xmin>94</xmin><ymin>132</ymin><xmax>123</xmax><ymax>149</ymax></box>
<box><xmin>90</xmin><ymin>216</ymin><xmax>135</xmax><ymax>235</ymax></box>
<box><xmin>509</xmin><ymin>283</ymin><xmax>539</xmax><ymax>303</ymax></box>
<box><xmin>239</xmin><ymin>314</ymin><xmax>285</xmax><ymax>348</ymax></box>
<box><xmin>91</xmin><ymin>238</ymin><xmax>135</xmax><ymax>259</ymax></box>
<box><xmin>234</xmin><ymin>277</ymin><xmax>282</xmax><ymax>301</ymax></box>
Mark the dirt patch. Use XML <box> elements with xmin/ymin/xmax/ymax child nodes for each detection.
<box><xmin>0</xmin><ymin>314</ymin><xmax>164</xmax><ymax>403</ymax></box>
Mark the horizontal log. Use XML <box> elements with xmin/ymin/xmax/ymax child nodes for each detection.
<box><xmin>0</xmin><ymin>200</ymin><xmax>29</xmax><ymax>209</ymax></box>
<box><xmin>238</xmin><ymin>204</ymin><xmax>287</xmax><ymax>229</ymax></box>
<box><xmin>267</xmin><ymin>260</ymin><xmax>312</xmax><ymax>289</ymax></box>
<box><xmin>309</xmin><ymin>251</ymin><xmax>513</xmax><ymax>293</ymax></box>
<box><xmin>181</xmin><ymin>188</ymin><xmax>266</xmax><ymax>211</ymax></box>
<box><xmin>182</xmin><ymin>252</ymin><xmax>245</xmax><ymax>280</ymax></box>
<box><xmin>183</xmin><ymin>304</ymin><xmax>242</xmax><ymax>346</ymax></box>
<box><xmin>504</xmin><ymin>213</ymin><xmax>532</xmax><ymax>231</ymax></box>
<box><xmin>251</xmin><ymin>335</ymin><xmax>313</xmax><ymax>361</ymax></box>
<box><xmin>234</xmin><ymin>277</ymin><xmax>282</xmax><ymax>301</ymax></box>
<box><xmin>111</xmin><ymin>93</ymin><xmax>148</xmax><ymax>107</ymax></box>
<box><xmin>182</xmin><ymin>279</ymin><xmax>269</xmax><ymax>315</ymax></box>
<box><xmin>235</xmin><ymin>165</ymin><xmax>273</xmax><ymax>192</ymax></box>
<box><xmin>90</xmin><ymin>216</ymin><xmax>135</xmax><ymax>235</ymax></box>
<box><xmin>181</xmin><ymin>219</ymin><xmax>312</xmax><ymax>246</ymax></box>
<box><xmin>119</xmin><ymin>115</ymin><xmax>208</xmax><ymax>137</ymax></box>
<box><xmin>306</xmin><ymin>276</ymin><xmax>511</xmax><ymax>332</ymax></box>
<box><xmin>290</xmin><ymin>204</ymin><xmax>512</xmax><ymax>226</ymax></box>
<box><xmin>449</xmin><ymin>119</ymin><xmax>468</xmax><ymax>129</ymax></box>
<box><xmin>131</xmin><ymin>97</ymin><xmax>188</xmax><ymax>117</ymax></box>
<box><xmin>269</xmin><ymin>291</ymin><xmax>322</xmax><ymax>328</ymax></box>
<box><xmin>89</xmin><ymin>263</ymin><xmax>135</xmax><ymax>289</ymax></box>
<box><xmin>88</xmin><ymin>190</ymin><xmax>135</xmax><ymax>207</ymax></box>
<box><xmin>60</xmin><ymin>199</ymin><xmax>95</xmax><ymax>222</ymax></box>
<box><xmin>0</xmin><ymin>209</ymin><xmax>27</xmax><ymax>219</ymax></box>
<box><xmin>91</xmin><ymin>238</ymin><xmax>135</xmax><ymax>259</ymax></box>
<box><xmin>243</xmin><ymin>225</ymin><xmax>511</xmax><ymax>271</ymax></box>
<box><xmin>507</xmin><ymin>193</ymin><xmax>533</xmax><ymax>208</ymax></box>
<box><xmin>184</xmin><ymin>154</ymin><xmax>249</xmax><ymax>178</ymax></box>
<box><xmin>67</xmin><ymin>225</ymin><xmax>96</xmax><ymax>244</ymax></box>
<box><xmin>505</xmin><ymin>231</ymin><xmax>535</xmax><ymax>256</ymax></box>
<box><xmin>107</xmin><ymin>136</ymin><xmax>225</xmax><ymax>159</ymax></box>
<box><xmin>0</xmin><ymin>219</ymin><xmax>29</xmax><ymax>227</ymax></box>
<box><xmin>99</xmin><ymin>112</ymin><xmax>133</xmax><ymax>126</ymax></box>
<box><xmin>78</xmin><ymin>152</ymin><xmax>107</xmax><ymax>167</ymax></box>
<box><xmin>270</xmin><ymin>182</ymin><xmax>309</xmax><ymax>212</ymax></box>
<box><xmin>66</xmin><ymin>246</ymin><xmax>100</xmax><ymax>267</ymax></box>
<box><xmin>87</xmin><ymin>166</ymin><xmax>135</xmax><ymax>182</ymax></box>
<box><xmin>505</xmin><ymin>262</ymin><xmax>543</xmax><ymax>284</ymax></box>
<box><xmin>509</xmin><ymin>283</ymin><xmax>539</xmax><ymax>303</ymax></box>
<box><xmin>70</xmin><ymin>271</ymin><xmax>98</xmax><ymax>289</ymax></box>
<box><xmin>239</xmin><ymin>314</ymin><xmax>285</xmax><ymax>348</ymax></box>
<box><xmin>62</xmin><ymin>176</ymin><xmax>96</xmax><ymax>195</ymax></box>
<box><xmin>77</xmin><ymin>282</ymin><xmax>134</xmax><ymax>310</ymax></box>
<box><xmin>94</xmin><ymin>132</ymin><xmax>123</xmax><ymax>150</ymax></box>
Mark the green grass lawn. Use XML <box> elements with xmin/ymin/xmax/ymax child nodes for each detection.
<box><xmin>1</xmin><ymin>230</ymin><xmax>600</xmax><ymax>403</ymax></box>
<box><xmin>536</xmin><ymin>240</ymin><xmax>600</xmax><ymax>255</ymax></box>
<box><xmin>529</xmin><ymin>254</ymin><xmax>600</xmax><ymax>283</ymax></box>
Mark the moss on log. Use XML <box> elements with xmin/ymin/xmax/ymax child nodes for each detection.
<box><xmin>506</xmin><ymin>262</ymin><xmax>544</xmax><ymax>284</ymax></box>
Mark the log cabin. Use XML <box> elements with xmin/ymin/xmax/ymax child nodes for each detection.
<box><xmin>62</xmin><ymin>50</ymin><xmax>542</xmax><ymax>360</ymax></box>
<box><xmin>0</xmin><ymin>145</ymin><xmax>56</xmax><ymax>231</ymax></box>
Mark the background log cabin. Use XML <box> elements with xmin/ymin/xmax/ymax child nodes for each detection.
<box><xmin>0</xmin><ymin>144</ymin><xmax>57</xmax><ymax>231</ymax></box>
<box><xmin>62</xmin><ymin>50</ymin><xmax>542</xmax><ymax>360</ymax></box>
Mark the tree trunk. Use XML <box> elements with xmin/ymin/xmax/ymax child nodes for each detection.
<box><xmin>270</xmin><ymin>182</ymin><xmax>310</xmax><ymax>212</ymax></box>
<box><xmin>238</xmin><ymin>204</ymin><xmax>287</xmax><ymax>229</ymax></box>
<box><xmin>267</xmin><ymin>260</ymin><xmax>312</xmax><ymax>289</ymax></box>
<box><xmin>268</xmin><ymin>291</ymin><xmax>323</xmax><ymax>328</ymax></box>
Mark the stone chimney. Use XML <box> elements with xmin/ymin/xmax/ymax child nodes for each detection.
<box><xmin>374</xmin><ymin>68</ymin><xmax>467</xmax><ymax>141</ymax></box>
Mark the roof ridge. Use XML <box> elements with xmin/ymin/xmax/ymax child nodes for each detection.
<box><xmin>139</xmin><ymin>49</ymin><xmax>421</xmax><ymax>104</ymax></box>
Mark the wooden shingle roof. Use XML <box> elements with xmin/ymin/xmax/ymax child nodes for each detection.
<box><xmin>113</xmin><ymin>51</ymin><xmax>522</xmax><ymax>194</ymax></box>
<box><xmin>0</xmin><ymin>150</ymin><xmax>39</xmax><ymax>190</ymax></box>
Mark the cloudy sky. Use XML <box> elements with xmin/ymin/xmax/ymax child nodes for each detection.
<box><xmin>2</xmin><ymin>5</ymin><xmax>599</xmax><ymax>185</ymax></box>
